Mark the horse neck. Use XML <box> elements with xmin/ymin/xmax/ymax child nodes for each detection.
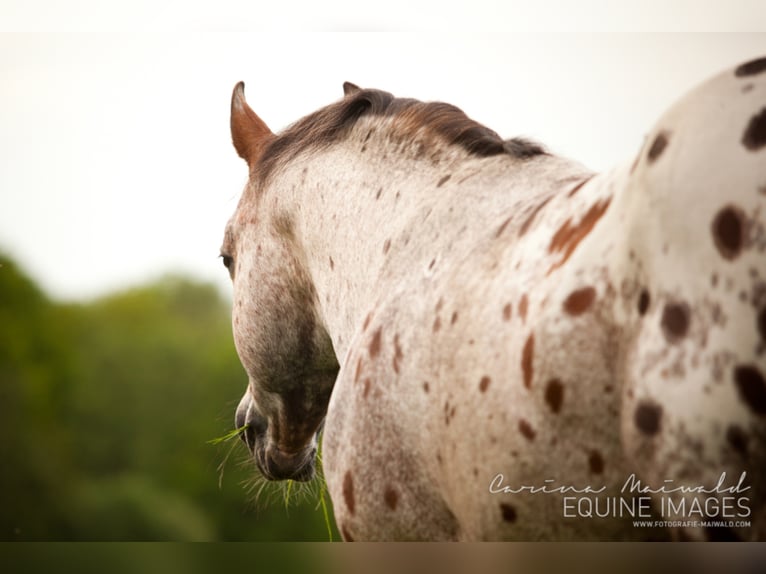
<box><xmin>273</xmin><ymin>122</ymin><xmax>597</xmax><ymax>360</ymax></box>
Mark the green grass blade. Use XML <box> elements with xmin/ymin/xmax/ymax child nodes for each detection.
<box><xmin>319</xmin><ymin>485</ymin><xmax>333</xmax><ymax>542</ymax></box>
<box><xmin>207</xmin><ymin>424</ymin><xmax>248</xmax><ymax>445</ymax></box>
<box><xmin>284</xmin><ymin>480</ymin><xmax>293</xmax><ymax>510</ymax></box>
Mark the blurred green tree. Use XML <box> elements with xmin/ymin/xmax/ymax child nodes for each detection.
<box><xmin>0</xmin><ymin>253</ymin><xmax>338</xmax><ymax>541</ymax></box>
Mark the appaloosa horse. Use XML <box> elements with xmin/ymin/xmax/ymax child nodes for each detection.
<box><xmin>224</xmin><ymin>58</ymin><xmax>766</xmax><ymax>541</ymax></box>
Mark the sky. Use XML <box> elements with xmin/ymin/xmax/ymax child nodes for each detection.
<box><xmin>1</xmin><ymin>3</ymin><xmax>765</xmax><ymax>301</ymax></box>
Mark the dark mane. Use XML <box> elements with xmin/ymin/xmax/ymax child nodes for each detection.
<box><xmin>256</xmin><ymin>88</ymin><xmax>546</xmax><ymax>182</ymax></box>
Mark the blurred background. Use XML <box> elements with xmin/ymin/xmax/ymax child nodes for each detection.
<box><xmin>0</xmin><ymin>254</ymin><xmax>339</xmax><ymax>540</ymax></box>
<box><xmin>1</xmin><ymin>2</ymin><xmax>765</xmax><ymax>542</ymax></box>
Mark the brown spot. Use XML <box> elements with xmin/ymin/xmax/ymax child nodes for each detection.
<box><xmin>428</xmin><ymin>258</ymin><xmax>436</xmax><ymax>270</ymax></box>
<box><xmin>329</xmin><ymin>256</ymin><xmax>335</xmax><ymax>270</ymax></box>
<box><xmin>634</xmin><ymin>401</ymin><xmax>662</xmax><ymax>436</ymax></box>
<box><xmin>384</xmin><ymin>486</ymin><xmax>399</xmax><ymax>510</ymax></box>
<box><xmin>341</xmin><ymin>525</ymin><xmax>354</xmax><ymax>542</ymax></box>
<box><xmin>638</xmin><ymin>289</ymin><xmax>650</xmax><ymax>315</ymax></box>
<box><xmin>451</xmin><ymin>311</ymin><xmax>459</xmax><ymax>325</ymax></box>
<box><xmin>726</xmin><ymin>425</ymin><xmax>749</xmax><ymax>456</ymax></box>
<box><xmin>521</xmin><ymin>333</ymin><xmax>535</xmax><ymax>389</ymax></box>
<box><xmin>433</xmin><ymin>316</ymin><xmax>442</xmax><ymax>333</ymax></box>
<box><xmin>369</xmin><ymin>327</ymin><xmax>382</xmax><ymax>358</ymax></box>
<box><xmin>544</xmin><ymin>378</ymin><xmax>564</xmax><ymax>414</ymax></box>
<box><xmin>519</xmin><ymin>196</ymin><xmax>553</xmax><ymax>236</ymax></box>
<box><xmin>363</xmin><ymin>378</ymin><xmax>371</xmax><ymax>398</ymax></box>
<box><xmin>423</xmin><ymin>381</ymin><xmax>430</xmax><ymax>393</ymax></box>
<box><xmin>735</xmin><ymin>56</ymin><xmax>766</xmax><ymax>77</ymax></box>
<box><xmin>743</xmin><ymin>107</ymin><xmax>766</xmax><ymax>151</ymax></box>
<box><xmin>437</xmin><ymin>174</ymin><xmax>451</xmax><ymax>187</ymax></box>
<box><xmin>499</xmin><ymin>503</ymin><xmax>517</xmax><ymax>523</ymax></box>
<box><xmin>383</xmin><ymin>239</ymin><xmax>391</xmax><ymax>255</ymax></box>
<box><xmin>588</xmin><ymin>450</ymin><xmax>604</xmax><ymax>474</ymax></box>
<box><xmin>273</xmin><ymin>214</ymin><xmax>295</xmax><ymax>239</ymax></box>
<box><xmin>479</xmin><ymin>376</ymin><xmax>491</xmax><ymax>393</ymax></box>
<box><xmin>647</xmin><ymin>131</ymin><xmax>670</xmax><ymax>163</ymax></box>
<box><xmin>518</xmin><ymin>419</ymin><xmax>536</xmax><ymax>441</ymax></box>
<box><xmin>375</xmin><ymin>187</ymin><xmax>383</xmax><ymax>200</ymax></box>
<box><xmin>734</xmin><ymin>365</ymin><xmax>766</xmax><ymax>415</ymax></box>
<box><xmin>343</xmin><ymin>471</ymin><xmax>355</xmax><ymax>515</ymax></box>
<box><xmin>743</xmin><ymin>83</ymin><xmax>755</xmax><ymax>94</ymax></box>
<box><xmin>712</xmin><ymin>205</ymin><xmax>745</xmax><ymax>260</ymax></box>
<box><xmin>393</xmin><ymin>334</ymin><xmax>404</xmax><ymax>374</ymax></box>
<box><xmin>495</xmin><ymin>216</ymin><xmax>513</xmax><ymax>238</ymax></box>
<box><xmin>363</xmin><ymin>312</ymin><xmax>373</xmax><ymax>331</ymax></box>
<box><xmin>547</xmin><ymin>198</ymin><xmax>612</xmax><ymax>273</ymax></box>
<box><xmin>519</xmin><ymin>294</ymin><xmax>528</xmax><ymax>322</ymax></box>
<box><xmin>758</xmin><ymin>306</ymin><xmax>766</xmax><ymax>341</ymax></box>
<box><xmin>502</xmin><ymin>303</ymin><xmax>512</xmax><ymax>321</ymax></box>
<box><xmin>661</xmin><ymin>301</ymin><xmax>690</xmax><ymax>342</ymax></box>
<box><xmin>563</xmin><ymin>286</ymin><xmax>596</xmax><ymax>316</ymax></box>
<box><xmin>354</xmin><ymin>357</ymin><xmax>363</xmax><ymax>382</ymax></box>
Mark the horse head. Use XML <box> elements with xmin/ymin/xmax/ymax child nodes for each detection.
<box><xmin>224</xmin><ymin>83</ymin><xmax>339</xmax><ymax>482</ymax></box>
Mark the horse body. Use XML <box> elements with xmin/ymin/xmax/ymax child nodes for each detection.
<box><xmin>224</xmin><ymin>60</ymin><xmax>766</xmax><ymax>540</ymax></box>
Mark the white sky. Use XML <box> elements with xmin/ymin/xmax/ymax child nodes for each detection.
<box><xmin>1</xmin><ymin>2</ymin><xmax>765</xmax><ymax>301</ymax></box>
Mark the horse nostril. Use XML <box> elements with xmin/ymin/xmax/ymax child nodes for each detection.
<box><xmin>235</xmin><ymin>390</ymin><xmax>266</xmax><ymax>452</ymax></box>
<box><xmin>235</xmin><ymin>410</ymin><xmax>265</xmax><ymax>452</ymax></box>
<box><xmin>241</xmin><ymin>424</ymin><xmax>257</xmax><ymax>450</ymax></box>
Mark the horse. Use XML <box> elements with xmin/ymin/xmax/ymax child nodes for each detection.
<box><xmin>223</xmin><ymin>57</ymin><xmax>766</xmax><ymax>541</ymax></box>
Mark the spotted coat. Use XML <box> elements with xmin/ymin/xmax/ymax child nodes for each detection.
<box><xmin>224</xmin><ymin>58</ymin><xmax>766</xmax><ymax>541</ymax></box>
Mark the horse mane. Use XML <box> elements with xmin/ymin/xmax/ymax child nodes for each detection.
<box><xmin>255</xmin><ymin>88</ymin><xmax>546</xmax><ymax>183</ymax></box>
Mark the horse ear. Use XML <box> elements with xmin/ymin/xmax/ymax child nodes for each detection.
<box><xmin>343</xmin><ymin>81</ymin><xmax>361</xmax><ymax>96</ymax></box>
<box><xmin>231</xmin><ymin>82</ymin><xmax>274</xmax><ymax>165</ymax></box>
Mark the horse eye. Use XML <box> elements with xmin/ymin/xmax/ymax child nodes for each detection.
<box><xmin>220</xmin><ymin>254</ymin><xmax>234</xmax><ymax>270</ymax></box>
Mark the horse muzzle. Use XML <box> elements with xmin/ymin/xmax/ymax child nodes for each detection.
<box><xmin>260</xmin><ymin>444</ymin><xmax>317</xmax><ymax>482</ymax></box>
<box><xmin>235</xmin><ymin>390</ymin><xmax>317</xmax><ymax>482</ymax></box>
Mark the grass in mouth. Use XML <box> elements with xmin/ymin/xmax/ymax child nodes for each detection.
<box><xmin>209</xmin><ymin>424</ymin><xmax>334</xmax><ymax>541</ymax></box>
